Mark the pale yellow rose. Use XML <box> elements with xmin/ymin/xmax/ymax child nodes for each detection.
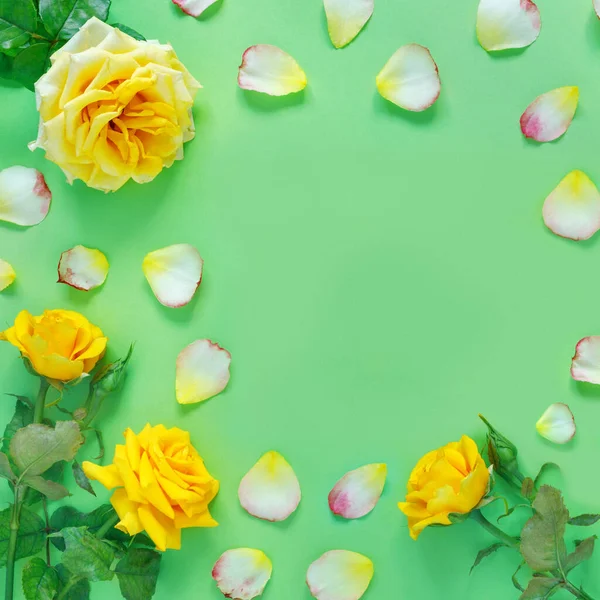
<box><xmin>30</xmin><ymin>18</ymin><xmax>200</xmax><ymax>193</ymax></box>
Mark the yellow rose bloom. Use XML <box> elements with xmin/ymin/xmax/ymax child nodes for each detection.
<box><xmin>0</xmin><ymin>309</ymin><xmax>107</xmax><ymax>381</ymax></box>
<box><xmin>398</xmin><ymin>435</ymin><xmax>489</xmax><ymax>540</ymax></box>
<box><xmin>30</xmin><ymin>18</ymin><xmax>200</xmax><ymax>193</ymax></box>
<box><xmin>83</xmin><ymin>424</ymin><xmax>219</xmax><ymax>551</ymax></box>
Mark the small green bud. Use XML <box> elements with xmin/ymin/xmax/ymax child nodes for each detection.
<box><xmin>90</xmin><ymin>344</ymin><xmax>134</xmax><ymax>396</ymax></box>
<box><xmin>479</xmin><ymin>414</ymin><xmax>520</xmax><ymax>477</ymax></box>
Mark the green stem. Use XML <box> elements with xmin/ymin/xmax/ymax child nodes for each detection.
<box><xmin>564</xmin><ymin>582</ymin><xmax>595</xmax><ymax>600</ymax></box>
<box><xmin>95</xmin><ymin>513</ymin><xmax>119</xmax><ymax>539</ymax></box>
<box><xmin>4</xmin><ymin>379</ymin><xmax>49</xmax><ymax>600</ymax></box>
<box><xmin>470</xmin><ymin>509</ymin><xmax>520</xmax><ymax>548</ymax></box>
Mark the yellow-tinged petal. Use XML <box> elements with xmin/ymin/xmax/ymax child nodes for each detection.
<box><xmin>212</xmin><ymin>549</ymin><xmax>272</xmax><ymax>600</ymax></box>
<box><xmin>324</xmin><ymin>0</ymin><xmax>373</xmax><ymax>48</ymax></box>
<box><xmin>57</xmin><ymin>245</ymin><xmax>109</xmax><ymax>291</ymax></box>
<box><xmin>0</xmin><ymin>259</ymin><xmax>16</xmax><ymax>292</ymax></box>
<box><xmin>82</xmin><ymin>461</ymin><xmax>124</xmax><ymax>490</ymax></box>
<box><xmin>520</xmin><ymin>87</ymin><xmax>579</xmax><ymax>143</ymax></box>
<box><xmin>328</xmin><ymin>464</ymin><xmax>387</xmax><ymax>519</ymax></box>
<box><xmin>536</xmin><ymin>403</ymin><xmax>576</xmax><ymax>445</ymax></box>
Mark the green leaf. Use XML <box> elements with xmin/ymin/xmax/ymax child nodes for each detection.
<box><xmin>52</xmin><ymin>527</ymin><xmax>114</xmax><ymax>582</ymax></box>
<box><xmin>470</xmin><ymin>542</ymin><xmax>504</xmax><ymax>574</ymax></box>
<box><xmin>56</xmin><ymin>564</ymin><xmax>90</xmax><ymax>600</ymax></box>
<box><xmin>0</xmin><ymin>0</ymin><xmax>37</xmax><ymax>56</ymax></box>
<box><xmin>10</xmin><ymin>421</ymin><xmax>83</xmax><ymax>477</ymax></box>
<box><xmin>512</xmin><ymin>562</ymin><xmax>526</xmax><ymax>592</ymax></box>
<box><xmin>24</xmin><ymin>474</ymin><xmax>70</xmax><ymax>500</ymax></box>
<box><xmin>566</xmin><ymin>536</ymin><xmax>596</xmax><ymax>573</ymax></box>
<box><xmin>115</xmin><ymin>548</ymin><xmax>161</xmax><ymax>600</ymax></box>
<box><xmin>22</xmin><ymin>557</ymin><xmax>59</xmax><ymax>600</ymax></box>
<box><xmin>24</xmin><ymin>461</ymin><xmax>65</xmax><ymax>507</ymax></box>
<box><xmin>519</xmin><ymin>577</ymin><xmax>562</xmax><ymax>600</ymax></box>
<box><xmin>534</xmin><ymin>463</ymin><xmax>560</xmax><ymax>488</ymax></box>
<box><xmin>521</xmin><ymin>477</ymin><xmax>535</xmax><ymax>500</ymax></box>
<box><xmin>72</xmin><ymin>460</ymin><xmax>96</xmax><ymax>496</ymax></box>
<box><xmin>0</xmin><ymin>451</ymin><xmax>16</xmax><ymax>481</ymax></box>
<box><xmin>568</xmin><ymin>514</ymin><xmax>600</xmax><ymax>527</ymax></box>
<box><xmin>0</xmin><ymin>504</ymin><xmax>45</xmax><ymax>567</ymax></box>
<box><xmin>520</xmin><ymin>485</ymin><xmax>569</xmax><ymax>573</ymax></box>
<box><xmin>38</xmin><ymin>0</ymin><xmax>111</xmax><ymax>41</ymax></box>
<box><xmin>12</xmin><ymin>42</ymin><xmax>50</xmax><ymax>90</ymax></box>
<box><xmin>2</xmin><ymin>396</ymin><xmax>33</xmax><ymax>454</ymax></box>
<box><xmin>0</xmin><ymin>52</ymin><xmax>13</xmax><ymax>76</ymax></box>
<box><xmin>448</xmin><ymin>512</ymin><xmax>470</xmax><ymax>524</ymax></box>
<box><xmin>111</xmin><ymin>23</ymin><xmax>145</xmax><ymax>41</ymax></box>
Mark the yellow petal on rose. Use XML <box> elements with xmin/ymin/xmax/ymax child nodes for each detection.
<box><xmin>111</xmin><ymin>488</ymin><xmax>144</xmax><ymax>535</ymax></box>
<box><xmin>82</xmin><ymin>461</ymin><xmax>123</xmax><ymax>490</ymax></box>
<box><xmin>238</xmin><ymin>451</ymin><xmax>301</xmax><ymax>522</ymax></box>
<box><xmin>139</xmin><ymin>452</ymin><xmax>175</xmax><ymax>518</ymax></box>
<box><xmin>176</xmin><ymin>339</ymin><xmax>231</xmax><ymax>405</ymax></box>
<box><xmin>57</xmin><ymin>245</ymin><xmax>109</xmax><ymax>291</ymax></box>
<box><xmin>0</xmin><ymin>259</ymin><xmax>16</xmax><ymax>292</ymax></box>
<box><xmin>0</xmin><ymin>166</ymin><xmax>52</xmax><ymax>226</ymax></box>
<box><xmin>324</xmin><ymin>0</ymin><xmax>374</xmax><ymax>48</ymax></box>
<box><xmin>173</xmin><ymin>509</ymin><xmax>218</xmax><ymax>529</ymax></box>
<box><xmin>124</xmin><ymin>428</ymin><xmax>142</xmax><ymax>473</ymax></box>
<box><xmin>143</xmin><ymin>243</ymin><xmax>203</xmax><ymax>308</ymax></box>
<box><xmin>138</xmin><ymin>505</ymin><xmax>169</xmax><ymax>551</ymax></box>
<box><xmin>212</xmin><ymin>549</ymin><xmax>272</xmax><ymax>600</ymax></box>
<box><xmin>114</xmin><ymin>445</ymin><xmax>146</xmax><ymax>503</ymax></box>
<box><xmin>328</xmin><ymin>464</ymin><xmax>387</xmax><ymax>519</ymax></box>
<box><xmin>306</xmin><ymin>550</ymin><xmax>374</xmax><ymax>600</ymax></box>
<box><xmin>238</xmin><ymin>45</ymin><xmax>307</xmax><ymax>96</ymax></box>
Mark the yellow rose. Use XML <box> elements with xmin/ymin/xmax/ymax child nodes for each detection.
<box><xmin>30</xmin><ymin>18</ymin><xmax>200</xmax><ymax>193</ymax></box>
<box><xmin>82</xmin><ymin>424</ymin><xmax>219</xmax><ymax>551</ymax></box>
<box><xmin>398</xmin><ymin>435</ymin><xmax>489</xmax><ymax>540</ymax></box>
<box><xmin>0</xmin><ymin>309</ymin><xmax>107</xmax><ymax>381</ymax></box>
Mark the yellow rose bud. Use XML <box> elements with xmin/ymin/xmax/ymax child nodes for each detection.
<box><xmin>30</xmin><ymin>18</ymin><xmax>200</xmax><ymax>193</ymax></box>
<box><xmin>82</xmin><ymin>424</ymin><xmax>219</xmax><ymax>551</ymax></box>
<box><xmin>398</xmin><ymin>435</ymin><xmax>489</xmax><ymax>540</ymax></box>
<box><xmin>0</xmin><ymin>309</ymin><xmax>107</xmax><ymax>381</ymax></box>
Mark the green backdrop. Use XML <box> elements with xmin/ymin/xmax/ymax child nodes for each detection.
<box><xmin>1</xmin><ymin>0</ymin><xmax>600</xmax><ymax>597</ymax></box>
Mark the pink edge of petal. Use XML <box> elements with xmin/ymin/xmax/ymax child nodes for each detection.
<box><xmin>237</xmin><ymin>47</ymin><xmax>254</xmax><ymax>90</ymax></box>
<box><xmin>34</xmin><ymin>171</ymin><xmax>52</xmax><ymax>217</ymax></box>
<box><xmin>172</xmin><ymin>0</ymin><xmax>194</xmax><ymax>16</ymax></box>
<box><xmin>570</xmin><ymin>337</ymin><xmax>600</xmax><ymax>383</ymax></box>
<box><xmin>165</xmin><ymin>272</ymin><xmax>203</xmax><ymax>309</ymax></box>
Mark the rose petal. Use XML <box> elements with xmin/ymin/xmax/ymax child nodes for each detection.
<box><xmin>595</xmin><ymin>0</ymin><xmax>600</xmax><ymax>18</ymax></box>
<box><xmin>176</xmin><ymin>339</ymin><xmax>231</xmax><ymax>404</ymax></box>
<box><xmin>238</xmin><ymin>45</ymin><xmax>307</xmax><ymax>96</ymax></box>
<box><xmin>0</xmin><ymin>259</ymin><xmax>15</xmax><ymax>292</ymax></box>
<box><xmin>376</xmin><ymin>44</ymin><xmax>441</xmax><ymax>112</ymax></box>
<box><xmin>520</xmin><ymin>87</ymin><xmax>579</xmax><ymax>143</ymax></box>
<box><xmin>238</xmin><ymin>451</ymin><xmax>301</xmax><ymax>522</ymax></box>
<box><xmin>143</xmin><ymin>243</ymin><xmax>203</xmax><ymax>308</ymax></box>
<box><xmin>476</xmin><ymin>0</ymin><xmax>541</xmax><ymax>52</ymax></box>
<box><xmin>328</xmin><ymin>464</ymin><xmax>387</xmax><ymax>519</ymax></box>
<box><xmin>57</xmin><ymin>245</ymin><xmax>109</xmax><ymax>291</ymax></box>
<box><xmin>571</xmin><ymin>336</ymin><xmax>600</xmax><ymax>384</ymax></box>
<box><xmin>324</xmin><ymin>0</ymin><xmax>374</xmax><ymax>48</ymax></box>
<box><xmin>306</xmin><ymin>550</ymin><xmax>374</xmax><ymax>600</ymax></box>
<box><xmin>172</xmin><ymin>0</ymin><xmax>217</xmax><ymax>17</ymax></box>
<box><xmin>212</xmin><ymin>548</ymin><xmax>272</xmax><ymax>600</ymax></box>
<box><xmin>536</xmin><ymin>403</ymin><xmax>576</xmax><ymax>444</ymax></box>
<box><xmin>542</xmin><ymin>170</ymin><xmax>600</xmax><ymax>241</ymax></box>
<box><xmin>0</xmin><ymin>166</ymin><xmax>51</xmax><ymax>227</ymax></box>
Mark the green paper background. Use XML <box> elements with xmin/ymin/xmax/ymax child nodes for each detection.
<box><xmin>1</xmin><ymin>0</ymin><xmax>600</xmax><ymax>597</ymax></box>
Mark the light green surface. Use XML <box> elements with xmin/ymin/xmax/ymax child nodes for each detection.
<box><xmin>1</xmin><ymin>0</ymin><xmax>600</xmax><ymax>598</ymax></box>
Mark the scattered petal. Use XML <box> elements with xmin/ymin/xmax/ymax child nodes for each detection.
<box><xmin>172</xmin><ymin>0</ymin><xmax>217</xmax><ymax>17</ymax></box>
<box><xmin>376</xmin><ymin>44</ymin><xmax>441</xmax><ymax>112</ymax></box>
<box><xmin>238</xmin><ymin>451</ymin><xmax>301</xmax><ymax>522</ymax></box>
<box><xmin>212</xmin><ymin>548</ymin><xmax>272</xmax><ymax>600</ymax></box>
<box><xmin>57</xmin><ymin>245</ymin><xmax>109</xmax><ymax>291</ymax></box>
<box><xmin>476</xmin><ymin>0</ymin><xmax>541</xmax><ymax>52</ymax></box>
<box><xmin>571</xmin><ymin>336</ymin><xmax>600</xmax><ymax>384</ymax></box>
<box><xmin>238</xmin><ymin>45</ymin><xmax>307</xmax><ymax>96</ymax></box>
<box><xmin>520</xmin><ymin>87</ymin><xmax>579</xmax><ymax>142</ymax></box>
<box><xmin>306</xmin><ymin>550</ymin><xmax>374</xmax><ymax>600</ymax></box>
<box><xmin>536</xmin><ymin>403</ymin><xmax>576</xmax><ymax>444</ymax></box>
<box><xmin>0</xmin><ymin>166</ymin><xmax>51</xmax><ymax>226</ymax></box>
<box><xmin>542</xmin><ymin>171</ymin><xmax>600</xmax><ymax>241</ymax></box>
<box><xmin>176</xmin><ymin>339</ymin><xmax>231</xmax><ymax>404</ymax></box>
<box><xmin>143</xmin><ymin>243</ymin><xmax>203</xmax><ymax>308</ymax></box>
<box><xmin>0</xmin><ymin>259</ymin><xmax>15</xmax><ymax>292</ymax></box>
<box><xmin>324</xmin><ymin>0</ymin><xmax>374</xmax><ymax>48</ymax></box>
<box><xmin>595</xmin><ymin>0</ymin><xmax>600</xmax><ymax>18</ymax></box>
<box><xmin>329</xmin><ymin>464</ymin><xmax>387</xmax><ymax>519</ymax></box>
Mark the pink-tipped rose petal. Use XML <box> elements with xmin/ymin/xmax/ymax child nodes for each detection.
<box><xmin>238</xmin><ymin>451</ymin><xmax>301</xmax><ymax>522</ymax></box>
<box><xmin>476</xmin><ymin>0</ymin><xmax>541</xmax><ymax>52</ymax></box>
<box><xmin>0</xmin><ymin>259</ymin><xmax>15</xmax><ymax>292</ymax></box>
<box><xmin>306</xmin><ymin>550</ymin><xmax>374</xmax><ymax>600</ymax></box>
<box><xmin>143</xmin><ymin>243</ymin><xmax>203</xmax><ymax>308</ymax></box>
<box><xmin>376</xmin><ymin>44</ymin><xmax>440</xmax><ymax>112</ymax></box>
<box><xmin>58</xmin><ymin>245</ymin><xmax>109</xmax><ymax>291</ymax></box>
<box><xmin>172</xmin><ymin>0</ymin><xmax>217</xmax><ymax>17</ymax></box>
<box><xmin>571</xmin><ymin>336</ymin><xmax>600</xmax><ymax>384</ymax></box>
<box><xmin>0</xmin><ymin>166</ymin><xmax>51</xmax><ymax>226</ymax></box>
<box><xmin>324</xmin><ymin>0</ymin><xmax>374</xmax><ymax>48</ymax></box>
<box><xmin>238</xmin><ymin>45</ymin><xmax>307</xmax><ymax>96</ymax></box>
<box><xmin>520</xmin><ymin>87</ymin><xmax>579</xmax><ymax>142</ymax></box>
<box><xmin>176</xmin><ymin>339</ymin><xmax>231</xmax><ymax>404</ymax></box>
<box><xmin>212</xmin><ymin>548</ymin><xmax>272</xmax><ymax>600</ymax></box>
<box><xmin>536</xmin><ymin>403</ymin><xmax>576</xmax><ymax>444</ymax></box>
<box><xmin>543</xmin><ymin>170</ymin><xmax>600</xmax><ymax>241</ymax></box>
<box><xmin>329</xmin><ymin>464</ymin><xmax>387</xmax><ymax>519</ymax></box>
